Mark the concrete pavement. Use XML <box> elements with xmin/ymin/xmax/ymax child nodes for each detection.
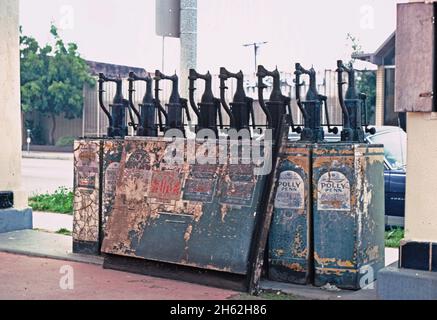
<box><xmin>0</xmin><ymin>252</ymin><xmax>236</xmax><ymax>300</ymax></box>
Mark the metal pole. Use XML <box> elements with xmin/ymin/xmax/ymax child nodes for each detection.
<box><xmin>180</xmin><ymin>0</ymin><xmax>197</xmax><ymax>136</ymax></box>
<box><xmin>162</xmin><ymin>36</ymin><xmax>166</xmax><ymax>73</ymax></box>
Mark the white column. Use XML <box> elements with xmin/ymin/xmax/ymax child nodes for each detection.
<box><xmin>180</xmin><ymin>0</ymin><xmax>197</xmax><ymax>97</ymax></box>
<box><xmin>0</xmin><ymin>0</ymin><xmax>27</xmax><ymax>209</ymax></box>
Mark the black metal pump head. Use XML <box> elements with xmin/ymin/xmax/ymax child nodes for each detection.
<box><xmin>219</xmin><ymin>67</ymin><xmax>255</xmax><ymax>134</ymax></box>
<box><xmin>336</xmin><ymin>60</ymin><xmax>374</xmax><ymax>142</ymax></box>
<box><xmin>188</xmin><ymin>69</ymin><xmax>223</xmax><ymax>135</ymax></box>
<box><xmin>128</xmin><ymin>72</ymin><xmax>168</xmax><ymax>137</ymax></box>
<box><xmin>295</xmin><ymin>63</ymin><xmax>333</xmax><ymax>143</ymax></box>
<box><xmin>98</xmin><ymin>73</ymin><xmax>130</xmax><ymax>138</ymax></box>
<box><xmin>257</xmin><ymin>65</ymin><xmax>298</xmax><ymax>137</ymax></box>
<box><xmin>155</xmin><ymin>70</ymin><xmax>191</xmax><ymax>136</ymax></box>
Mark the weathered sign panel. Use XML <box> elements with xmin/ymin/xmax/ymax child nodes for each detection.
<box><xmin>396</xmin><ymin>2</ymin><xmax>436</xmax><ymax>112</ymax></box>
<box><xmin>73</xmin><ymin>139</ymin><xmax>102</xmax><ymax>254</ymax></box>
<box><xmin>312</xmin><ymin>144</ymin><xmax>385</xmax><ymax>290</ymax></box>
<box><xmin>101</xmin><ymin>137</ymin><xmax>270</xmax><ymax>285</ymax></box>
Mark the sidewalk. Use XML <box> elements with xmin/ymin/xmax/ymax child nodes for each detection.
<box><xmin>0</xmin><ymin>252</ymin><xmax>236</xmax><ymax>300</ymax></box>
<box><xmin>0</xmin><ymin>227</ymin><xmax>400</xmax><ymax>300</ymax></box>
<box><xmin>22</xmin><ymin>151</ymin><xmax>73</xmax><ymax>161</ymax></box>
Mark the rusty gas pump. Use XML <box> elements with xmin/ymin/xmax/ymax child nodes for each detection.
<box><xmin>295</xmin><ymin>63</ymin><xmax>337</xmax><ymax>143</ymax></box>
<box><xmin>219</xmin><ymin>68</ymin><xmax>255</xmax><ymax>135</ymax></box>
<box><xmin>257</xmin><ymin>66</ymin><xmax>299</xmax><ymax>138</ymax></box>
<box><xmin>98</xmin><ymin>73</ymin><xmax>131</xmax><ymax>138</ymax></box>
<box><xmin>128</xmin><ymin>72</ymin><xmax>168</xmax><ymax>137</ymax></box>
<box><xmin>188</xmin><ymin>69</ymin><xmax>224</xmax><ymax>135</ymax></box>
<box><xmin>154</xmin><ymin>70</ymin><xmax>191</xmax><ymax>136</ymax></box>
<box><xmin>336</xmin><ymin>60</ymin><xmax>375</xmax><ymax>142</ymax></box>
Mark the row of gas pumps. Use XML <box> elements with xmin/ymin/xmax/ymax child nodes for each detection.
<box><xmin>73</xmin><ymin>61</ymin><xmax>385</xmax><ymax>294</ymax></box>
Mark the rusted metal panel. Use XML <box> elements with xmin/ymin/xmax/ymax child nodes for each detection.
<box><xmin>73</xmin><ymin>139</ymin><xmax>102</xmax><ymax>254</ymax></box>
<box><xmin>268</xmin><ymin>143</ymin><xmax>312</xmax><ymax>285</ymax></box>
<box><xmin>101</xmin><ymin>139</ymin><xmax>124</xmax><ymax>239</ymax></box>
<box><xmin>312</xmin><ymin>144</ymin><xmax>385</xmax><ymax>290</ymax></box>
<box><xmin>396</xmin><ymin>2</ymin><xmax>435</xmax><ymax>113</ymax></box>
<box><xmin>101</xmin><ymin>137</ymin><xmax>268</xmax><ymax>277</ymax></box>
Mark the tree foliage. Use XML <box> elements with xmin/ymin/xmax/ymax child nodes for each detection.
<box><xmin>347</xmin><ymin>33</ymin><xmax>377</xmax><ymax>124</ymax></box>
<box><xmin>20</xmin><ymin>25</ymin><xmax>95</xmax><ymax>145</ymax></box>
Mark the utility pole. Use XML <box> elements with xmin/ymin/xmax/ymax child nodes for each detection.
<box><xmin>243</xmin><ymin>41</ymin><xmax>268</xmax><ymax>74</ymax></box>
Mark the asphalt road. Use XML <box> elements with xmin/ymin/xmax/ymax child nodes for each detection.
<box><xmin>22</xmin><ymin>157</ymin><xmax>73</xmax><ymax>196</ymax></box>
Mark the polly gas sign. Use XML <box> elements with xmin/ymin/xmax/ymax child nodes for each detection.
<box><xmin>317</xmin><ymin>171</ymin><xmax>351</xmax><ymax>211</ymax></box>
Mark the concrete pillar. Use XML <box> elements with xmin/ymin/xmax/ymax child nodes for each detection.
<box><xmin>404</xmin><ymin>112</ymin><xmax>437</xmax><ymax>242</ymax></box>
<box><xmin>180</xmin><ymin>0</ymin><xmax>197</xmax><ymax>98</ymax></box>
<box><xmin>0</xmin><ymin>0</ymin><xmax>27</xmax><ymax>209</ymax></box>
<box><xmin>375</xmin><ymin>66</ymin><xmax>385</xmax><ymax>127</ymax></box>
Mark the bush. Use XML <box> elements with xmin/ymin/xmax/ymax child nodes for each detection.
<box><xmin>29</xmin><ymin>187</ymin><xmax>73</xmax><ymax>214</ymax></box>
<box><xmin>385</xmin><ymin>228</ymin><xmax>404</xmax><ymax>248</ymax></box>
<box><xmin>56</xmin><ymin>136</ymin><xmax>75</xmax><ymax>147</ymax></box>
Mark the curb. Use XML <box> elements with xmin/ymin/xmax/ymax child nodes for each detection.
<box><xmin>0</xmin><ymin>248</ymin><xmax>104</xmax><ymax>266</ymax></box>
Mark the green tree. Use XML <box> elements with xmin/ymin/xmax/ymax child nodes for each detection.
<box><xmin>346</xmin><ymin>33</ymin><xmax>376</xmax><ymax>125</ymax></box>
<box><xmin>20</xmin><ymin>25</ymin><xmax>95</xmax><ymax>145</ymax></box>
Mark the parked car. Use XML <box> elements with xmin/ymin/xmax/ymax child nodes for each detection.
<box><xmin>366</xmin><ymin>126</ymin><xmax>406</xmax><ymax>227</ymax></box>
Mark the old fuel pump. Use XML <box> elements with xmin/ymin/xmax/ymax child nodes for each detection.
<box><xmin>310</xmin><ymin>61</ymin><xmax>385</xmax><ymax>290</ymax></box>
<box><xmin>219</xmin><ymin>68</ymin><xmax>255</xmax><ymax>135</ymax></box>
<box><xmin>188</xmin><ymin>69</ymin><xmax>224</xmax><ymax>135</ymax></box>
<box><xmin>98</xmin><ymin>73</ymin><xmax>130</xmax><ymax>138</ymax></box>
<box><xmin>295</xmin><ymin>63</ymin><xmax>338</xmax><ymax>143</ymax></box>
<box><xmin>128</xmin><ymin>72</ymin><xmax>168</xmax><ymax>137</ymax></box>
<box><xmin>336</xmin><ymin>60</ymin><xmax>370</xmax><ymax>142</ymax></box>
<box><xmin>74</xmin><ymin>72</ymin><xmax>131</xmax><ymax>255</ymax></box>
<box><xmin>257</xmin><ymin>65</ymin><xmax>300</xmax><ymax>138</ymax></box>
<box><xmin>154</xmin><ymin>70</ymin><xmax>191</xmax><ymax>136</ymax></box>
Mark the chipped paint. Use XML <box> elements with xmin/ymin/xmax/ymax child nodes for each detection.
<box><xmin>268</xmin><ymin>142</ymin><xmax>312</xmax><ymax>285</ymax></box>
<box><xmin>101</xmin><ymin>137</ymin><xmax>268</xmax><ymax>276</ymax></box>
<box><xmin>313</xmin><ymin>143</ymin><xmax>385</xmax><ymax>290</ymax></box>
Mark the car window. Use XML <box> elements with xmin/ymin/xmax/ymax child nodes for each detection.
<box><xmin>368</xmin><ymin>129</ymin><xmax>407</xmax><ymax>170</ymax></box>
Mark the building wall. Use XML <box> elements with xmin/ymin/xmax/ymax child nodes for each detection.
<box><xmin>375</xmin><ymin>66</ymin><xmax>385</xmax><ymax>127</ymax></box>
<box><xmin>405</xmin><ymin>112</ymin><xmax>437</xmax><ymax>242</ymax></box>
<box><xmin>402</xmin><ymin>0</ymin><xmax>437</xmax><ymax>243</ymax></box>
<box><xmin>0</xmin><ymin>0</ymin><xmax>27</xmax><ymax>208</ymax></box>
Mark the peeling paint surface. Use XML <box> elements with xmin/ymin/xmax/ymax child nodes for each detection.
<box><xmin>73</xmin><ymin>140</ymin><xmax>101</xmax><ymax>247</ymax></box>
<box><xmin>268</xmin><ymin>143</ymin><xmax>312</xmax><ymax>285</ymax></box>
<box><xmin>312</xmin><ymin>144</ymin><xmax>385</xmax><ymax>290</ymax></box>
<box><xmin>101</xmin><ymin>138</ymin><xmax>268</xmax><ymax>275</ymax></box>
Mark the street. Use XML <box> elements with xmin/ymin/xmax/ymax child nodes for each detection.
<box><xmin>22</xmin><ymin>156</ymin><xmax>73</xmax><ymax>195</ymax></box>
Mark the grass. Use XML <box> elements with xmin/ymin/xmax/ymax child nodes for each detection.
<box><xmin>56</xmin><ymin>228</ymin><xmax>72</xmax><ymax>236</ymax></box>
<box><xmin>385</xmin><ymin>228</ymin><xmax>404</xmax><ymax>248</ymax></box>
<box><xmin>29</xmin><ymin>187</ymin><xmax>74</xmax><ymax>214</ymax></box>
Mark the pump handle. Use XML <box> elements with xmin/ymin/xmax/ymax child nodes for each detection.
<box><xmin>98</xmin><ymin>74</ymin><xmax>113</xmax><ymax>128</ymax></box>
<box><xmin>256</xmin><ymin>65</ymin><xmax>273</xmax><ymax>128</ymax></box>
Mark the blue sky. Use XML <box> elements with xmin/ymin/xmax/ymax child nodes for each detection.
<box><xmin>20</xmin><ymin>0</ymin><xmax>405</xmax><ymax>74</ymax></box>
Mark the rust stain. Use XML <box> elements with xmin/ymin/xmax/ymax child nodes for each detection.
<box><xmin>286</xmin><ymin>263</ymin><xmax>305</xmax><ymax>272</ymax></box>
<box><xmin>220</xmin><ymin>205</ymin><xmax>229</xmax><ymax>222</ymax></box>
<box><xmin>314</xmin><ymin>253</ymin><xmax>355</xmax><ymax>269</ymax></box>
<box><xmin>184</xmin><ymin>225</ymin><xmax>193</xmax><ymax>243</ymax></box>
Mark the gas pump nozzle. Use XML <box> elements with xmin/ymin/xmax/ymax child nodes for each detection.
<box><xmin>188</xmin><ymin>69</ymin><xmax>223</xmax><ymax>135</ymax></box>
<box><xmin>219</xmin><ymin>67</ymin><xmax>254</xmax><ymax>134</ymax></box>
<box><xmin>154</xmin><ymin>70</ymin><xmax>190</xmax><ymax>136</ymax></box>
<box><xmin>257</xmin><ymin>65</ymin><xmax>298</xmax><ymax>137</ymax></box>
<box><xmin>98</xmin><ymin>73</ymin><xmax>130</xmax><ymax>138</ymax></box>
